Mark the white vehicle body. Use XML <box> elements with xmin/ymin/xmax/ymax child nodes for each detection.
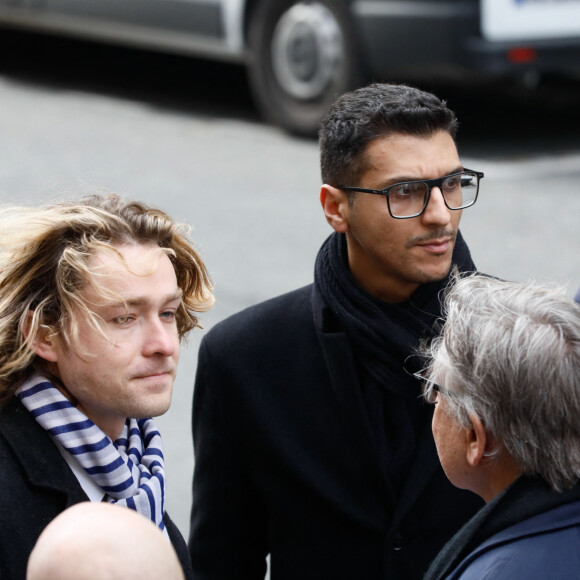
<box><xmin>482</xmin><ymin>0</ymin><xmax>580</xmax><ymax>42</ymax></box>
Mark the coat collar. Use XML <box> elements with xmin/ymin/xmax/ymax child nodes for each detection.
<box><xmin>425</xmin><ymin>476</ymin><xmax>580</xmax><ymax>580</ymax></box>
<box><xmin>0</xmin><ymin>397</ymin><xmax>88</xmax><ymax>505</ymax></box>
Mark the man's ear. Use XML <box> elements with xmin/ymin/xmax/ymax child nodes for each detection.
<box><xmin>320</xmin><ymin>185</ymin><xmax>350</xmax><ymax>233</ymax></box>
<box><xmin>466</xmin><ymin>413</ymin><xmax>487</xmax><ymax>468</ymax></box>
<box><xmin>24</xmin><ymin>311</ymin><xmax>59</xmax><ymax>363</ymax></box>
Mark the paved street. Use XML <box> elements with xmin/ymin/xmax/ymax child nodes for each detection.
<box><xmin>0</xmin><ymin>31</ymin><xmax>579</xmax><ymax>539</ymax></box>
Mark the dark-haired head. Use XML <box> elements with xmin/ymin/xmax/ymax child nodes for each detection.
<box><xmin>319</xmin><ymin>83</ymin><xmax>458</xmax><ymax>187</ymax></box>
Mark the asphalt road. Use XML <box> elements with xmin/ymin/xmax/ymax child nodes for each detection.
<box><xmin>0</xmin><ymin>30</ymin><xmax>579</xmax><ymax>540</ymax></box>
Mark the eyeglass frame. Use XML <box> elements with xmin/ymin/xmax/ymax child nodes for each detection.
<box><xmin>412</xmin><ymin>371</ymin><xmax>442</xmax><ymax>395</ymax></box>
<box><xmin>338</xmin><ymin>168</ymin><xmax>484</xmax><ymax>219</ymax></box>
<box><xmin>412</xmin><ymin>369</ymin><xmax>463</xmax><ymax>406</ymax></box>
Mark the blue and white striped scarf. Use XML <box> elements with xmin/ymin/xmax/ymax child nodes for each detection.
<box><xmin>17</xmin><ymin>374</ymin><xmax>166</xmax><ymax>530</ymax></box>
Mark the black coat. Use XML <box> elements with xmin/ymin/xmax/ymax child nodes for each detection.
<box><xmin>0</xmin><ymin>397</ymin><xmax>193</xmax><ymax>580</ymax></box>
<box><xmin>189</xmin><ymin>284</ymin><xmax>484</xmax><ymax>579</ymax></box>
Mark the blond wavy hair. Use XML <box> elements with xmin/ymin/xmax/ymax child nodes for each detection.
<box><xmin>0</xmin><ymin>194</ymin><xmax>214</xmax><ymax>403</ymax></box>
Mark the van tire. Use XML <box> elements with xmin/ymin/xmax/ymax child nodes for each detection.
<box><xmin>248</xmin><ymin>0</ymin><xmax>365</xmax><ymax>136</ymax></box>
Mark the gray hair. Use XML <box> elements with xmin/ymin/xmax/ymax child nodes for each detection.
<box><xmin>423</xmin><ymin>274</ymin><xmax>580</xmax><ymax>492</ymax></box>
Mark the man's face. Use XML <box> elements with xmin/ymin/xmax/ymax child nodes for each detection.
<box><xmin>341</xmin><ymin>130</ymin><xmax>463</xmax><ymax>302</ymax></box>
<box><xmin>43</xmin><ymin>243</ymin><xmax>181</xmax><ymax>440</ymax></box>
<box><xmin>432</xmin><ymin>392</ymin><xmax>472</xmax><ymax>492</ymax></box>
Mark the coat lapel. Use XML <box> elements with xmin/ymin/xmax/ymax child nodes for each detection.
<box><xmin>317</xmin><ymin>328</ymin><xmax>396</xmax><ymax>513</ymax></box>
<box><xmin>391</xmin><ymin>402</ymin><xmax>440</xmax><ymax>522</ymax></box>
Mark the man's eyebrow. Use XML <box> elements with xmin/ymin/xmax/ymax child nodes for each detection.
<box><xmin>377</xmin><ymin>166</ymin><xmax>465</xmax><ymax>189</ymax></box>
<box><xmin>448</xmin><ymin>165</ymin><xmax>465</xmax><ymax>175</ymax></box>
<box><xmin>108</xmin><ymin>289</ymin><xmax>183</xmax><ymax>308</ymax></box>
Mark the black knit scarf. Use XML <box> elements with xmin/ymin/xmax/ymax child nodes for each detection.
<box><xmin>314</xmin><ymin>231</ymin><xmax>476</xmax><ymax>494</ymax></box>
<box><xmin>314</xmin><ymin>230</ymin><xmax>477</xmax><ymax>393</ymax></box>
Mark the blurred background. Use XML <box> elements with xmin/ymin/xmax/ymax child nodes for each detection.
<box><xmin>0</xmin><ymin>0</ymin><xmax>579</xmax><ymax>541</ymax></box>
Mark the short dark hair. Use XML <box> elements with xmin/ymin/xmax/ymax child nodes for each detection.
<box><xmin>319</xmin><ymin>83</ymin><xmax>459</xmax><ymax>187</ymax></box>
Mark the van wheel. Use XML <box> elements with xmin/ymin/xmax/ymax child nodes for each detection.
<box><xmin>248</xmin><ymin>0</ymin><xmax>365</xmax><ymax>136</ymax></box>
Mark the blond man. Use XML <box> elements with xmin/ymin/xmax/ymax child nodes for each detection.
<box><xmin>0</xmin><ymin>194</ymin><xmax>213</xmax><ymax>579</ymax></box>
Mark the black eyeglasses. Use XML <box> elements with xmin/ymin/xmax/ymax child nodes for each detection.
<box><xmin>411</xmin><ymin>370</ymin><xmax>446</xmax><ymax>405</ymax></box>
<box><xmin>339</xmin><ymin>168</ymin><xmax>484</xmax><ymax>219</ymax></box>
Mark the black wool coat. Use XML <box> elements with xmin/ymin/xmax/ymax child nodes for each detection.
<box><xmin>0</xmin><ymin>397</ymin><xmax>193</xmax><ymax>580</ymax></box>
<box><xmin>189</xmin><ymin>284</ymin><xmax>484</xmax><ymax>580</ymax></box>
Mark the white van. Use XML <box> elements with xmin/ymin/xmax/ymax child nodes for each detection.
<box><xmin>1</xmin><ymin>0</ymin><xmax>579</xmax><ymax>134</ymax></box>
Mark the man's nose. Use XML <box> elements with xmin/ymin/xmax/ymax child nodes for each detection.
<box><xmin>143</xmin><ymin>319</ymin><xmax>177</xmax><ymax>357</ymax></box>
<box><xmin>422</xmin><ymin>186</ymin><xmax>452</xmax><ymax>225</ymax></box>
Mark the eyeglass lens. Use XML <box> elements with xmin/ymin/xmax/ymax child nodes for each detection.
<box><xmin>389</xmin><ymin>172</ymin><xmax>479</xmax><ymax>218</ymax></box>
